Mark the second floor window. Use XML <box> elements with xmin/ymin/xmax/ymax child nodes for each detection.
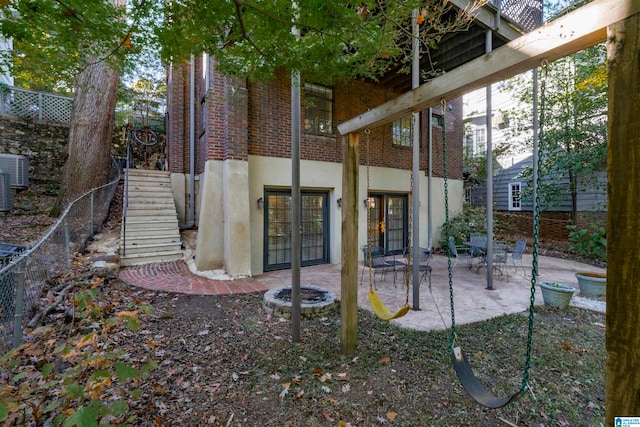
<box><xmin>304</xmin><ymin>84</ymin><xmax>333</xmax><ymax>135</ymax></box>
<box><xmin>392</xmin><ymin>116</ymin><xmax>412</xmax><ymax>147</ymax></box>
<box><xmin>509</xmin><ymin>182</ymin><xmax>522</xmax><ymax>211</ymax></box>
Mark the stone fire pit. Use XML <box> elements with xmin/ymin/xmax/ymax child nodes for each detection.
<box><xmin>263</xmin><ymin>285</ymin><xmax>337</xmax><ymax>319</ymax></box>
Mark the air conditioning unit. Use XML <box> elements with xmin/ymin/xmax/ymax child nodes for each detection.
<box><xmin>0</xmin><ymin>169</ymin><xmax>11</xmax><ymax>212</ymax></box>
<box><xmin>0</xmin><ymin>153</ymin><xmax>29</xmax><ymax>189</ymax></box>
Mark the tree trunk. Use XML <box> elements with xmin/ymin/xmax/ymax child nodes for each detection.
<box><xmin>605</xmin><ymin>12</ymin><xmax>640</xmax><ymax>423</ymax></box>
<box><xmin>51</xmin><ymin>58</ymin><xmax>119</xmax><ymax>216</ymax></box>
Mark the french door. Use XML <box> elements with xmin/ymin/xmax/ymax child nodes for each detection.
<box><xmin>366</xmin><ymin>194</ymin><xmax>408</xmax><ymax>254</ymax></box>
<box><xmin>264</xmin><ymin>190</ymin><xmax>329</xmax><ymax>271</ymax></box>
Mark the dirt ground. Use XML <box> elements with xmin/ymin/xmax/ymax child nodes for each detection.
<box><xmin>0</xmin><ymin>182</ymin><xmax>606</xmax><ymax>426</ymax></box>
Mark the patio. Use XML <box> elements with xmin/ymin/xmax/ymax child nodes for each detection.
<box><xmin>255</xmin><ymin>253</ymin><xmax>606</xmax><ymax>331</ymax></box>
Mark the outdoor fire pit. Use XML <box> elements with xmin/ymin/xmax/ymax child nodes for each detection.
<box><xmin>263</xmin><ymin>285</ymin><xmax>337</xmax><ymax>319</ymax></box>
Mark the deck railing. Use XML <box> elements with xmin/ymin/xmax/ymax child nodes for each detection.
<box><xmin>0</xmin><ymin>85</ymin><xmax>74</xmax><ymax>124</ymax></box>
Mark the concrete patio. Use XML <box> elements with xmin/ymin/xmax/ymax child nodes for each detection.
<box><xmin>255</xmin><ymin>253</ymin><xmax>606</xmax><ymax>331</ymax></box>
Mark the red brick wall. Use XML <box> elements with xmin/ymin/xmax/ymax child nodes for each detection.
<box><xmin>166</xmin><ymin>60</ymin><xmax>464</xmax><ymax>179</ymax></box>
<box><xmin>496</xmin><ymin>211</ymin><xmax>572</xmax><ymax>239</ymax></box>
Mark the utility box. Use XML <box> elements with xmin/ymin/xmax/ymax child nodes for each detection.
<box><xmin>0</xmin><ymin>154</ymin><xmax>29</xmax><ymax>189</ymax></box>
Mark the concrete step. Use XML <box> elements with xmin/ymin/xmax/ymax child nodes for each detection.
<box><xmin>124</xmin><ymin>169</ymin><xmax>171</xmax><ymax>178</ymax></box>
<box><xmin>128</xmin><ymin>184</ymin><xmax>173</xmax><ymax>193</ymax></box>
<box><xmin>128</xmin><ymin>193</ymin><xmax>176</xmax><ymax>207</ymax></box>
<box><xmin>122</xmin><ymin>226</ymin><xmax>180</xmax><ymax>238</ymax></box>
<box><xmin>121</xmin><ymin>169</ymin><xmax>182</xmax><ymax>267</ymax></box>
<box><xmin>120</xmin><ymin>233</ymin><xmax>181</xmax><ymax>245</ymax></box>
<box><xmin>120</xmin><ymin>250</ymin><xmax>184</xmax><ymax>267</ymax></box>
<box><xmin>127</xmin><ymin>204</ymin><xmax>176</xmax><ymax>218</ymax></box>
<box><xmin>122</xmin><ymin>241</ymin><xmax>182</xmax><ymax>255</ymax></box>
<box><xmin>125</xmin><ymin>218</ymin><xmax>179</xmax><ymax>230</ymax></box>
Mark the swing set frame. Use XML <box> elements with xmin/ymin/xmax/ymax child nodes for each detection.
<box><xmin>337</xmin><ymin>0</ymin><xmax>639</xmax><ymax>408</ymax></box>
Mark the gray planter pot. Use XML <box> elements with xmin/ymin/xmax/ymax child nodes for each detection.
<box><xmin>539</xmin><ymin>282</ymin><xmax>576</xmax><ymax>308</ymax></box>
<box><xmin>575</xmin><ymin>272</ymin><xmax>606</xmax><ymax>298</ymax></box>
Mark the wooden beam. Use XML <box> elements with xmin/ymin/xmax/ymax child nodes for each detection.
<box><xmin>340</xmin><ymin>133</ymin><xmax>359</xmax><ymax>354</ymax></box>
<box><xmin>448</xmin><ymin>0</ymin><xmax>524</xmax><ymax>41</ymax></box>
<box><xmin>337</xmin><ymin>0</ymin><xmax>640</xmax><ymax>136</ymax></box>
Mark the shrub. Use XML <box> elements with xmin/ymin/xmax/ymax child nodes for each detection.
<box><xmin>567</xmin><ymin>224</ymin><xmax>607</xmax><ymax>262</ymax></box>
<box><xmin>439</xmin><ymin>204</ymin><xmax>506</xmax><ymax>251</ymax></box>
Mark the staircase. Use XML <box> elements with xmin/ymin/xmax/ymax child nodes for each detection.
<box><xmin>120</xmin><ymin>169</ymin><xmax>183</xmax><ymax>266</ymax></box>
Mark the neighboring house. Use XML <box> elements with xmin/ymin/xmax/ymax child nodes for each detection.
<box><xmin>0</xmin><ymin>31</ymin><xmax>12</xmax><ymax>87</ymax></box>
<box><xmin>165</xmin><ymin>1</ymin><xmax>542</xmax><ymax>277</ymax></box>
<box><xmin>463</xmin><ymin>86</ymin><xmax>607</xmax><ymax>233</ymax></box>
<box><xmin>470</xmin><ymin>154</ymin><xmax>607</xmax><ymax>214</ymax></box>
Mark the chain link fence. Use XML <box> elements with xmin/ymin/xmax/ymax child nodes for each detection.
<box><xmin>0</xmin><ymin>160</ymin><xmax>120</xmax><ymax>352</ymax></box>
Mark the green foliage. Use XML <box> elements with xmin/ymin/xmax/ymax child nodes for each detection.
<box><xmin>0</xmin><ymin>260</ymin><xmax>157</xmax><ymax>425</ymax></box>
<box><xmin>502</xmin><ymin>43</ymin><xmax>608</xmax><ymax>213</ymax></box>
<box><xmin>567</xmin><ymin>224</ymin><xmax>607</xmax><ymax>262</ymax></box>
<box><xmin>158</xmin><ymin>0</ymin><xmax>477</xmax><ymax>85</ymax></box>
<box><xmin>439</xmin><ymin>204</ymin><xmax>506</xmax><ymax>249</ymax></box>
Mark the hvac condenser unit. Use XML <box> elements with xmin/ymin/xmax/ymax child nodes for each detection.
<box><xmin>0</xmin><ymin>153</ymin><xmax>29</xmax><ymax>189</ymax></box>
<box><xmin>0</xmin><ymin>168</ymin><xmax>11</xmax><ymax>212</ymax></box>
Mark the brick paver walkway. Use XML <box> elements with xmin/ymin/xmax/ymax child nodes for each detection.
<box><xmin>118</xmin><ymin>261</ymin><xmax>268</xmax><ymax>295</ymax></box>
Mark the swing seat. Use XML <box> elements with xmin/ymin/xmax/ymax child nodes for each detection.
<box><xmin>450</xmin><ymin>347</ymin><xmax>522</xmax><ymax>409</ymax></box>
<box><xmin>368</xmin><ymin>290</ymin><xmax>411</xmax><ymax>321</ymax></box>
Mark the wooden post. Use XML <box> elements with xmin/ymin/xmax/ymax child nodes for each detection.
<box><xmin>341</xmin><ymin>133</ymin><xmax>359</xmax><ymax>354</ymax></box>
<box><xmin>605</xmin><ymin>11</ymin><xmax>640</xmax><ymax>422</ymax></box>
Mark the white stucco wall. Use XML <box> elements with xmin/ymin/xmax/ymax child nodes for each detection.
<box><xmin>182</xmin><ymin>155</ymin><xmax>463</xmax><ymax>277</ymax></box>
<box><xmin>248</xmin><ymin>155</ymin><xmax>462</xmax><ymax>276</ymax></box>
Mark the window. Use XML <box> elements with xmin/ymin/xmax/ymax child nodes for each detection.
<box><xmin>431</xmin><ymin>113</ymin><xmax>444</xmax><ymax>128</ymax></box>
<box><xmin>474</xmin><ymin>127</ymin><xmax>486</xmax><ymax>153</ymax></box>
<box><xmin>304</xmin><ymin>84</ymin><xmax>333</xmax><ymax>135</ymax></box>
<box><xmin>392</xmin><ymin>116</ymin><xmax>412</xmax><ymax>147</ymax></box>
<box><xmin>509</xmin><ymin>182</ymin><xmax>522</xmax><ymax>211</ymax></box>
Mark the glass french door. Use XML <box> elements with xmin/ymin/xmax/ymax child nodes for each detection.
<box><xmin>264</xmin><ymin>190</ymin><xmax>329</xmax><ymax>271</ymax></box>
<box><xmin>366</xmin><ymin>194</ymin><xmax>407</xmax><ymax>254</ymax></box>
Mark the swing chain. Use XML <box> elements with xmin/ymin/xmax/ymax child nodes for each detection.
<box><xmin>440</xmin><ymin>98</ymin><xmax>457</xmax><ymax>350</ymax></box>
<box><xmin>404</xmin><ymin>116</ymin><xmax>416</xmax><ymax>306</ymax></box>
<box><xmin>521</xmin><ymin>59</ymin><xmax>548</xmax><ymax>395</ymax></box>
<box><xmin>365</xmin><ymin>129</ymin><xmax>375</xmax><ymax>291</ymax></box>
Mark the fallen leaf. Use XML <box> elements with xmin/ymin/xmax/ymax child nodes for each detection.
<box><xmin>562</xmin><ymin>342</ymin><xmax>571</xmax><ymax>351</ymax></box>
<box><xmin>322</xmin><ymin>408</ymin><xmax>333</xmax><ymax>421</ymax></box>
<box><xmin>279</xmin><ymin>384</ymin><xmax>290</xmax><ymax>401</ymax></box>
<box><xmin>295</xmin><ymin>390</ymin><xmax>304</xmax><ymax>399</ymax></box>
<box><xmin>313</xmin><ymin>367</ymin><xmax>323</xmax><ymax>376</ymax></box>
<box><xmin>341</xmin><ymin>384</ymin><xmax>351</xmax><ymax>393</ymax></box>
<box><xmin>379</xmin><ymin>355</ymin><xmax>391</xmax><ymax>364</ymax></box>
<box><xmin>387</xmin><ymin>411</ymin><xmax>398</xmax><ymax>421</ymax></box>
<box><xmin>337</xmin><ymin>373</ymin><xmax>348</xmax><ymax>381</ymax></box>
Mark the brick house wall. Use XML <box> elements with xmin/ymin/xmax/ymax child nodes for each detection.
<box><xmin>167</xmin><ymin>56</ymin><xmax>464</xmax><ymax>177</ymax></box>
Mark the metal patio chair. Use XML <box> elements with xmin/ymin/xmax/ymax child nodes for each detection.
<box><xmin>509</xmin><ymin>238</ymin><xmax>528</xmax><ymax>277</ymax></box>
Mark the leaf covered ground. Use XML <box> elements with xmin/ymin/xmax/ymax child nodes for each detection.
<box><xmin>1</xmin><ymin>261</ymin><xmax>605</xmax><ymax>426</ymax></box>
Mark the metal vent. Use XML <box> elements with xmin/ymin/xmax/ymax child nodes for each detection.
<box><xmin>0</xmin><ymin>169</ymin><xmax>11</xmax><ymax>212</ymax></box>
<box><xmin>0</xmin><ymin>153</ymin><xmax>29</xmax><ymax>189</ymax></box>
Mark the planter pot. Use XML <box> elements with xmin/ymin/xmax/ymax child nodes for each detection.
<box><xmin>575</xmin><ymin>272</ymin><xmax>606</xmax><ymax>298</ymax></box>
<box><xmin>539</xmin><ymin>282</ymin><xmax>576</xmax><ymax>309</ymax></box>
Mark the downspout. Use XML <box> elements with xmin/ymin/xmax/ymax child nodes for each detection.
<box><xmin>427</xmin><ymin>107</ymin><xmax>433</xmax><ymax>250</ymax></box>
<box><xmin>411</xmin><ymin>8</ymin><xmax>421</xmax><ymax>310</ymax></box>
<box><xmin>181</xmin><ymin>54</ymin><xmax>196</xmax><ymax>229</ymax></box>
<box><xmin>485</xmin><ymin>29</ymin><xmax>494</xmax><ymax>290</ymax></box>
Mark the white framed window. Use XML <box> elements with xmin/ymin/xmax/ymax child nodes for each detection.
<box><xmin>304</xmin><ymin>83</ymin><xmax>333</xmax><ymax>135</ymax></box>
<box><xmin>474</xmin><ymin>127</ymin><xmax>486</xmax><ymax>153</ymax></box>
<box><xmin>508</xmin><ymin>182</ymin><xmax>522</xmax><ymax>211</ymax></box>
<box><xmin>392</xmin><ymin>115</ymin><xmax>412</xmax><ymax>147</ymax></box>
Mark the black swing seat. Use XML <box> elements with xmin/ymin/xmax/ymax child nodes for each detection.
<box><xmin>450</xmin><ymin>347</ymin><xmax>522</xmax><ymax>409</ymax></box>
